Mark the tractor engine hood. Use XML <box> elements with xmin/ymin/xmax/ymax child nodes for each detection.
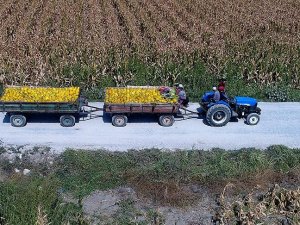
<box><xmin>235</xmin><ymin>96</ymin><xmax>257</xmax><ymax>106</ymax></box>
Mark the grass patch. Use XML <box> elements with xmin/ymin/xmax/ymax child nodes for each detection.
<box><xmin>56</xmin><ymin>150</ymin><xmax>133</xmax><ymax>197</ymax></box>
<box><xmin>56</xmin><ymin>145</ymin><xmax>300</xmax><ymax>204</ymax></box>
<box><xmin>0</xmin><ymin>175</ymin><xmax>84</xmax><ymax>225</ymax></box>
<box><xmin>1</xmin><ymin>145</ymin><xmax>300</xmax><ymax>224</ymax></box>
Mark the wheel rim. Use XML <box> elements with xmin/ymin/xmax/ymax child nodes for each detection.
<box><xmin>63</xmin><ymin>118</ymin><xmax>72</xmax><ymax>126</ymax></box>
<box><xmin>249</xmin><ymin>116</ymin><xmax>258</xmax><ymax>124</ymax></box>
<box><xmin>212</xmin><ymin>111</ymin><xmax>227</xmax><ymax>124</ymax></box>
<box><xmin>162</xmin><ymin>117</ymin><xmax>172</xmax><ymax>126</ymax></box>
<box><xmin>13</xmin><ymin>117</ymin><xmax>23</xmax><ymax>126</ymax></box>
<box><xmin>115</xmin><ymin>117</ymin><xmax>125</xmax><ymax>126</ymax></box>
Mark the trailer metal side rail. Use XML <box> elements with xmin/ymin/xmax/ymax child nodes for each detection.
<box><xmin>0</xmin><ymin>101</ymin><xmax>80</xmax><ymax>113</ymax></box>
<box><xmin>104</xmin><ymin>103</ymin><xmax>179</xmax><ymax>114</ymax></box>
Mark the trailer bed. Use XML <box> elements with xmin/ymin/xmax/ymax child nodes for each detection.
<box><xmin>0</xmin><ymin>101</ymin><xmax>80</xmax><ymax>113</ymax></box>
<box><xmin>104</xmin><ymin>103</ymin><xmax>180</xmax><ymax>127</ymax></box>
<box><xmin>0</xmin><ymin>99</ymin><xmax>86</xmax><ymax>127</ymax></box>
<box><xmin>104</xmin><ymin>103</ymin><xmax>179</xmax><ymax>114</ymax></box>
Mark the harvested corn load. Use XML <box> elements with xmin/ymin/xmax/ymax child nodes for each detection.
<box><xmin>105</xmin><ymin>86</ymin><xmax>178</xmax><ymax>104</ymax></box>
<box><xmin>0</xmin><ymin>86</ymin><xmax>80</xmax><ymax>103</ymax></box>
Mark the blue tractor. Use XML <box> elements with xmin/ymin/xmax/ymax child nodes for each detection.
<box><xmin>200</xmin><ymin>91</ymin><xmax>261</xmax><ymax>127</ymax></box>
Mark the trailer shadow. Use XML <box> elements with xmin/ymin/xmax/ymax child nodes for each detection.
<box><xmin>2</xmin><ymin>113</ymin><xmax>10</xmax><ymax>123</ymax></box>
<box><xmin>2</xmin><ymin>113</ymin><xmax>80</xmax><ymax>125</ymax></box>
<box><xmin>124</xmin><ymin>114</ymin><xmax>160</xmax><ymax>124</ymax></box>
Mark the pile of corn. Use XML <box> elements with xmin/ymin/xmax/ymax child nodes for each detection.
<box><xmin>0</xmin><ymin>86</ymin><xmax>80</xmax><ymax>103</ymax></box>
<box><xmin>105</xmin><ymin>87</ymin><xmax>177</xmax><ymax>104</ymax></box>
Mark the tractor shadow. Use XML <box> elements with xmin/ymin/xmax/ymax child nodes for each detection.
<box><xmin>190</xmin><ymin>107</ymin><xmax>240</xmax><ymax>126</ymax></box>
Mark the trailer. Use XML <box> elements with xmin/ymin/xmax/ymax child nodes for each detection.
<box><xmin>0</xmin><ymin>98</ymin><xmax>89</xmax><ymax>127</ymax></box>
<box><xmin>103</xmin><ymin>86</ymin><xmax>181</xmax><ymax>127</ymax></box>
<box><xmin>104</xmin><ymin>103</ymin><xmax>180</xmax><ymax>127</ymax></box>
<box><xmin>0</xmin><ymin>86</ymin><xmax>91</xmax><ymax>127</ymax></box>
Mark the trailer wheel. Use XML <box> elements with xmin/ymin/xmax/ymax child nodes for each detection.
<box><xmin>60</xmin><ymin>115</ymin><xmax>76</xmax><ymax>127</ymax></box>
<box><xmin>10</xmin><ymin>114</ymin><xmax>27</xmax><ymax>127</ymax></box>
<box><xmin>159</xmin><ymin>115</ymin><xmax>175</xmax><ymax>127</ymax></box>
<box><xmin>246</xmin><ymin>113</ymin><xmax>260</xmax><ymax>125</ymax></box>
<box><xmin>112</xmin><ymin>114</ymin><xmax>128</xmax><ymax>127</ymax></box>
<box><xmin>206</xmin><ymin>104</ymin><xmax>231</xmax><ymax>127</ymax></box>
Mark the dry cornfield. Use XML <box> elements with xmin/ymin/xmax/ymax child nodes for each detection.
<box><xmin>0</xmin><ymin>0</ymin><xmax>299</xmax><ymax>96</ymax></box>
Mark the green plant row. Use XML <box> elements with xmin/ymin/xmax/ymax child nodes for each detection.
<box><xmin>1</xmin><ymin>41</ymin><xmax>300</xmax><ymax>102</ymax></box>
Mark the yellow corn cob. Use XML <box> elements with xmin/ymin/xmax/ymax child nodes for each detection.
<box><xmin>105</xmin><ymin>87</ymin><xmax>177</xmax><ymax>104</ymax></box>
<box><xmin>0</xmin><ymin>86</ymin><xmax>80</xmax><ymax>103</ymax></box>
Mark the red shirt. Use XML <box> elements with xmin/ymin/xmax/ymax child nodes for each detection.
<box><xmin>218</xmin><ymin>81</ymin><xmax>225</xmax><ymax>92</ymax></box>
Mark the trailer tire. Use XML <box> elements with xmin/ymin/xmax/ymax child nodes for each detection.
<box><xmin>112</xmin><ymin>114</ymin><xmax>128</xmax><ymax>127</ymax></box>
<box><xmin>10</xmin><ymin>114</ymin><xmax>27</xmax><ymax>127</ymax></box>
<box><xmin>206</xmin><ymin>104</ymin><xmax>231</xmax><ymax>127</ymax></box>
<box><xmin>60</xmin><ymin>115</ymin><xmax>76</xmax><ymax>127</ymax></box>
<box><xmin>159</xmin><ymin>114</ymin><xmax>175</xmax><ymax>127</ymax></box>
<box><xmin>246</xmin><ymin>113</ymin><xmax>260</xmax><ymax>125</ymax></box>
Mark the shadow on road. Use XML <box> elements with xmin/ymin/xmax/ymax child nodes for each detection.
<box><xmin>2</xmin><ymin>113</ymin><xmax>81</xmax><ymax>125</ymax></box>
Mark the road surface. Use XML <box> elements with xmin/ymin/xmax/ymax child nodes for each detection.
<box><xmin>0</xmin><ymin>102</ymin><xmax>299</xmax><ymax>152</ymax></box>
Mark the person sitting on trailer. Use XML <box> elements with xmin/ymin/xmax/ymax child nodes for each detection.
<box><xmin>177</xmin><ymin>84</ymin><xmax>189</xmax><ymax>107</ymax></box>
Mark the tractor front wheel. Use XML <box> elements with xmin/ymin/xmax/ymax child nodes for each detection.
<box><xmin>246</xmin><ymin>113</ymin><xmax>260</xmax><ymax>125</ymax></box>
<box><xmin>206</xmin><ymin>104</ymin><xmax>231</xmax><ymax>127</ymax></box>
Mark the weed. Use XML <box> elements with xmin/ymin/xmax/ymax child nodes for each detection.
<box><xmin>0</xmin><ymin>176</ymin><xmax>85</xmax><ymax>225</ymax></box>
<box><xmin>56</xmin><ymin>150</ymin><xmax>132</xmax><ymax>197</ymax></box>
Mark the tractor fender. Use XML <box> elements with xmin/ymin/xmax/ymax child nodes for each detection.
<box><xmin>207</xmin><ymin>101</ymin><xmax>232</xmax><ymax>117</ymax></box>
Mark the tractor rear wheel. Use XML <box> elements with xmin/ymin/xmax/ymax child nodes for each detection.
<box><xmin>206</xmin><ymin>104</ymin><xmax>231</xmax><ymax>127</ymax></box>
<box><xmin>246</xmin><ymin>113</ymin><xmax>260</xmax><ymax>125</ymax></box>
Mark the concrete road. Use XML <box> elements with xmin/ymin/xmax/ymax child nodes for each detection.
<box><xmin>0</xmin><ymin>102</ymin><xmax>299</xmax><ymax>152</ymax></box>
